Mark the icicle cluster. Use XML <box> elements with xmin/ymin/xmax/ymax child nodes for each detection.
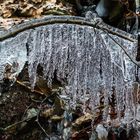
<box><xmin>26</xmin><ymin>24</ymin><xmax>137</xmax><ymax>122</ymax></box>
<box><xmin>0</xmin><ymin>21</ymin><xmax>138</xmax><ymax>125</ymax></box>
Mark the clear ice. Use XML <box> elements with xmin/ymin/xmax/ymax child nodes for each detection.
<box><xmin>0</xmin><ymin>21</ymin><xmax>139</xmax><ymax>129</ymax></box>
<box><xmin>0</xmin><ymin>31</ymin><xmax>28</xmax><ymax>81</ymax></box>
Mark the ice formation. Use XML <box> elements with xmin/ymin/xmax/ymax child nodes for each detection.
<box><xmin>27</xmin><ymin>24</ymin><xmax>138</xmax><ymax>123</ymax></box>
<box><xmin>0</xmin><ymin>31</ymin><xmax>28</xmax><ymax>81</ymax></box>
<box><xmin>0</xmin><ymin>16</ymin><xmax>138</xmax><ymax>128</ymax></box>
<box><xmin>96</xmin><ymin>124</ymin><xmax>108</xmax><ymax>140</ymax></box>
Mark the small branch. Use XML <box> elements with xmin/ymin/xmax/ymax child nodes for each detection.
<box><xmin>0</xmin><ymin>16</ymin><xmax>136</xmax><ymax>42</ymax></box>
<box><xmin>16</xmin><ymin>80</ymin><xmax>44</xmax><ymax>95</ymax></box>
<box><xmin>36</xmin><ymin>120</ymin><xmax>50</xmax><ymax>138</ymax></box>
<box><xmin>103</xmin><ymin>29</ymin><xmax>140</xmax><ymax>67</ymax></box>
<box><xmin>35</xmin><ymin>96</ymin><xmax>50</xmax><ymax>139</ymax></box>
<box><xmin>1</xmin><ymin>118</ymin><xmax>31</xmax><ymax>133</ymax></box>
<box><xmin>22</xmin><ymin>103</ymin><xmax>33</xmax><ymax>119</ymax></box>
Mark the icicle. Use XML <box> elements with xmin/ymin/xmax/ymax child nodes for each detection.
<box><xmin>95</xmin><ymin>124</ymin><xmax>108</xmax><ymax>140</ymax></box>
<box><xmin>28</xmin><ymin>28</ymin><xmax>40</xmax><ymax>89</ymax></box>
<box><xmin>136</xmin><ymin>0</ymin><xmax>140</xmax><ymax>14</ymax></box>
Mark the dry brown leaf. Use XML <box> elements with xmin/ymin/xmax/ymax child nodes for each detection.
<box><xmin>51</xmin><ymin>115</ymin><xmax>63</xmax><ymax>121</ymax></box>
<box><xmin>31</xmin><ymin>0</ymin><xmax>43</xmax><ymax>4</ymax></box>
<box><xmin>0</xmin><ymin>0</ymin><xmax>76</xmax><ymax>18</ymax></box>
<box><xmin>4</xmin><ymin>0</ymin><xmax>14</xmax><ymax>5</ymax></box>
<box><xmin>41</xmin><ymin>108</ymin><xmax>54</xmax><ymax>118</ymax></box>
<box><xmin>2</xmin><ymin>9</ymin><xmax>12</xmax><ymax>18</ymax></box>
<box><xmin>73</xmin><ymin>113</ymin><xmax>93</xmax><ymax>126</ymax></box>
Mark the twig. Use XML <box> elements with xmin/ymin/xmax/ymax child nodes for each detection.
<box><xmin>22</xmin><ymin>103</ymin><xmax>33</xmax><ymax>119</ymax></box>
<box><xmin>36</xmin><ymin>120</ymin><xmax>50</xmax><ymax>139</ymax></box>
<box><xmin>30</xmin><ymin>97</ymin><xmax>44</xmax><ymax>103</ymax></box>
<box><xmin>103</xmin><ymin>29</ymin><xmax>140</xmax><ymax>67</ymax></box>
<box><xmin>0</xmin><ymin>16</ymin><xmax>136</xmax><ymax>42</ymax></box>
<box><xmin>35</xmin><ymin>96</ymin><xmax>50</xmax><ymax>139</ymax></box>
<box><xmin>16</xmin><ymin>80</ymin><xmax>44</xmax><ymax>95</ymax></box>
<box><xmin>0</xmin><ymin>118</ymin><xmax>31</xmax><ymax>132</ymax></box>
